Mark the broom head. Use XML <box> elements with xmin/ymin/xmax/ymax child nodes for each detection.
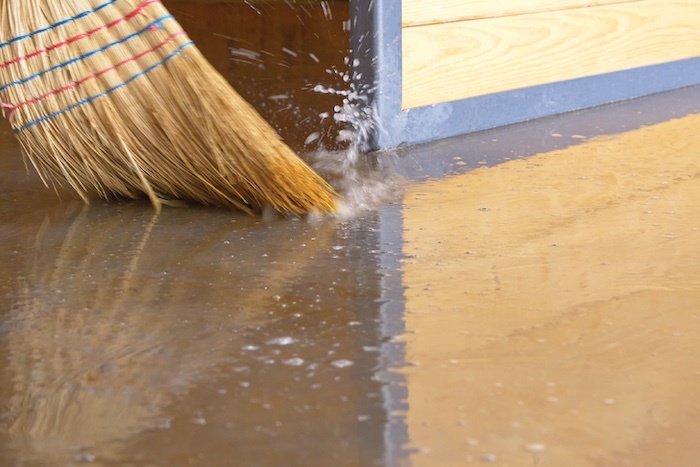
<box><xmin>0</xmin><ymin>0</ymin><xmax>338</xmax><ymax>215</ymax></box>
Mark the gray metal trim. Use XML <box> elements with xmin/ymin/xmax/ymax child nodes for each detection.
<box><xmin>350</xmin><ymin>0</ymin><xmax>700</xmax><ymax>150</ymax></box>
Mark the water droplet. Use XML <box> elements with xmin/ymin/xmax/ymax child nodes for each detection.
<box><xmin>525</xmin><ymin>443</ymin><xmax>546</xmax><ymax>453</ymax></box>
<box><xmin>331</xmin><ymin>359</ymin><xmax>354</xmax><ymax>368</ymax></box>
<box><xmin>304</xmin><ymin>132</ymin><xmax>320</xmax><ymax>145</ymax></box>
<box><xmin>283</xmin><ymin>358</ymin><xmax>305</xmax><ymax>366</ymax></box>
<box><xmin>267</xmin><ymin>337</ymin><xmax>297</xmax><ymax>346</ymax></box>
<box><xmin>280</xmin><ymin>47</ymin><xmax>297</xmax><ymax>57</ymax></box>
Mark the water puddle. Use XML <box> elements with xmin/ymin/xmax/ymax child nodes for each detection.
<box><xmin>1</xmin><ymin>201</ymin><xmax>393</xmax><ymax>466</ymax></box>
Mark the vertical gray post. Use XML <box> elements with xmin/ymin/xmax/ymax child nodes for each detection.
<box><xmin>349</xmin><ymin>0</ymin><xmax>403</xmax><ymax>150</ymax></box>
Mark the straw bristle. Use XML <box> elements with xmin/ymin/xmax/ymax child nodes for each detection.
<box><xmin>0</xmin><ymin>0</ymin><xmax>338</xmax><ymax>215</ymax></box>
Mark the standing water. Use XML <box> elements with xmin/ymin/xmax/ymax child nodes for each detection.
<box><xmin>1</xmin><ymin>2</ymin><xmax>399</xmax><ymax>465</ymax></box>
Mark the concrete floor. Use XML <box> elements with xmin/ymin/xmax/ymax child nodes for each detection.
<box><xmin>1</xmin><ymin>2</ymin><xmax>700</xmax><ymax>466</ymax></box>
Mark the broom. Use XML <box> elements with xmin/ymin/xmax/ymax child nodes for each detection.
<box><xmin>0</xmin><ymin>0</ymin><xmax>338</xmax><ymax>215</ymax></box>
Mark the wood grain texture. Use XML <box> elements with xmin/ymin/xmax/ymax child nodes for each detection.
<box><xmin>402</xmin><ymin>1</ymin><xmax>700</xmax><ymax>109</ymax></box>
<box><xmin>403</xmin><ymin>0</ymin><xmax>641</xmax><ymax>27</ymax></box>
<box><xmin>401</xmin><ymin>111</ymin><xmax>700</xmax><ymax>467</ymax></box>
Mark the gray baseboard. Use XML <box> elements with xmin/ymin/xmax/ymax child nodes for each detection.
<box><xmin>350</xmin><ymin>0</ymin><xmax>700</xmax><ymax>150</ymax></box>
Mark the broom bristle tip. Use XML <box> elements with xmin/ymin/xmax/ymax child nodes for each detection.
<box><xmin>0</xmin><ymin>0</ymin><xmax>338</xmax><ymax>215</ymax></box>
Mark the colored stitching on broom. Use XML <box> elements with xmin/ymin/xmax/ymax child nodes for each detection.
<box><xmin>15</xmin><ymin>41</ymin><xmax>195</xmax><ymax>132</ymax></box>
<box><xmin>11</xmin><ymin>31</ymin><xmax>187</xmax><ymax>114</ymax></box>
<box><xmin>0</xmin><ymin>0</ymin><xmax>162</xmax><ymax>70</ymax></box>
<box><xmin>0</xmin><ymin>15</ymin><xmax>175</xmax><ymax>93</ymax></box>
<box><xmin>0</xmin><ymin>0</ymin><xmax>119</xmax><ymax>50</ymax></box>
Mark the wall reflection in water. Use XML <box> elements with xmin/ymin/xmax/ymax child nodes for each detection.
<box><xmin>0</xmin><ymin>200</ymin><xmax>390</xmax><ymax>465</ymax></box>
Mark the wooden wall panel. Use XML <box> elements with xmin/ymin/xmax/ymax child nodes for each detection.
<box><xmin>403</xmin><ymin>0</ymin><xmax>640</xmax><ymax>26</ymax></box>
<box><xmin>402</xmin><ymin>1</ymin><xmax>700</xmax><ymax>109</ymax></box>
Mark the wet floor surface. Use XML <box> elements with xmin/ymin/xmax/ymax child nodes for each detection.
<box><xmin>2</xmin><ymin>2</ymin><xmax>700</xmax><ymax>466</ymax></box>
<box><xmin>400</xmin><ymin>104</ymin><xmax>700</xmax><ymax>467</ymax></box>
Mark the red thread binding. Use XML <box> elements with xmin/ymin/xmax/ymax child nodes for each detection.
<box><xmin>11</xmin><ymin>31</ymin><xmax>186</xmax><ymax>114</ymax></box>
<box><xmin>0</xmin><ymin>0</ymin><xmax>162</xmax><ymax>70</ymax></box>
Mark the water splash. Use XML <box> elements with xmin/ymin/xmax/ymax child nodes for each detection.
<box><xmin>225</xmin><ymin>1</ymin><xmax>401</xmax><ymax>218</ymax></box>
<box><xmin>305</xmin><ymin>56</ymin><xmax>404</xmax><ymax>219</ymax></box>
<box><xmin>306</xmin><ymin>53</ymin><xmax>378</xmax><ymax>153</ymax></box>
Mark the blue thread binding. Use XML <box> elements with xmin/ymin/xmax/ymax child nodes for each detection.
<box><xmin>15</xmin><ymin>41</ymin><xmax>195</xmax><ymax>132</ymax></box>
<box><xmin>0</xmin><ymin>0</ymin><xmax>119</xmax><ymax>50</ymax></box>
<box><xmin>0</xmin><ymin>15</ymin><xmax>174</xmax><ymax>93</ymax></box>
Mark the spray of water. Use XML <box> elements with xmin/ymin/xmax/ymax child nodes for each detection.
<box><xmin>305</xmin><ymin>56</ymin><xmax>404</xmax><ymax>220</ymax></box>
<box><xmin>307</xmin><ymin>57</ymin><xmax>374</xmax><ymax>162</ymax></box>
<box><xmin>229</xmin><ymin>0</ymin><xmax>404</xmax><ymax>219</ymax></box>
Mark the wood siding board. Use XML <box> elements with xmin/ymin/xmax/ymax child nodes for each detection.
<box><xmin>402</xmin><ymin>0</ymin><xmax>644</xmax><ymax>27</ymax></box>
<box><xmin>402</xmin><ymin>1</ymin><xmax>700</xmax><ymax>109</ymax></box>
<box><xmin>396</xmin><ymin>58</ymin><xmax>700</xmax><ymax>149</ymax></box>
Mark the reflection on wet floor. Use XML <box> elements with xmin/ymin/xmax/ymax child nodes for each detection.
<box><xmin>0</xmin><ymin>201</ymin><xmax>389</xmax><ymax>466</ymax></box>
<box><xmin>2</xmin><ymin>1</ymin><xmax>700</xmax><ymax>466</ymax></box>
